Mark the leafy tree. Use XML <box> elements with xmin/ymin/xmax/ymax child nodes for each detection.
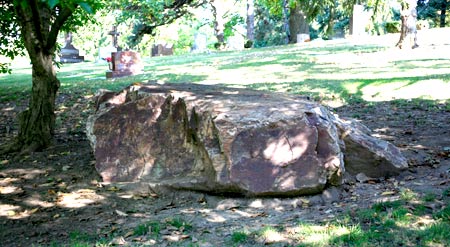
<box><xmin>0</xmin><ymin>0</ymin><xmax>102</xmax><ymax>153</ymax></box>
<box><xmin>112</xmin><ymin>0</ymin><xmax>208</xmax><ymax>47</ymax></box>
<box><xmin>418</xmin><ymin>0</ymin><xmax>449</xmax><ymax>27</ymax></box>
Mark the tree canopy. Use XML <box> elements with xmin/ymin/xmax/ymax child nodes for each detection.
<box><xmin>111</xmin><ymin>0</ymin><xmax>208</xmax><ymax>47</ymax></box>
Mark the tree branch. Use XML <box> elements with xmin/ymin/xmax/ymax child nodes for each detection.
<box><xmin>46</xmin><ymin>5</ymin><xmax>77</xmax><ymax>51</ymax></box>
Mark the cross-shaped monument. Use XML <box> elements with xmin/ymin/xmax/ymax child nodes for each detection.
<box><xmin>108</xmin><ymin>25</ymin><xmax>121</xmax><ymax>50</ymax></box>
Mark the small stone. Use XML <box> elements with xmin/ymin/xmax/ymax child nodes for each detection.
<box><xmin>356</xmin><ymin>173</ymin><xmax>370</xmax><ymax>183</ymax></box>
<box><xmin>321</xmin><ymin>187</ymin><xmax>341</xmax><ymax>204</ymax></box>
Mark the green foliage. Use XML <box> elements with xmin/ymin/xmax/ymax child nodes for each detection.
<box><xmin>418</xmin><ymin>0</ymin><xmax>450</xmax><ymax>27</ymax></box>
<box><xmin>434</xmin><ymin>206</ymin><xmax>450</xmax><ymax>222</ymax></box>
<box><xmin>253</xmin><ymin>2</ymin><xmax>287</xmax><ymax>47</ymax></box>
<box><xmin>167</xmin><ymin>217</ymin><xmax>193</xmax><ymax>231</ymax></box>
<box><xmin>0</xmin><ymin>1</ymin><xmax>25</xmax><ymax>72</ymax></box>
<box><xmin>134</xmin><ymin>221</ymin><xmax>161</xmax><ymax>236</ymax></box>
<box><xmin>231</xmin><ymin>231</ymin><xmax>249</xmax><ymax>243</ymax></box>
<box><xmin>112</xmin><ymin>0</ymin><xmax>206</xmax><ymax>47</ymax></box>
<box><xmin>384</xmin><ymin>21</ymin><xmax>401</xmax><ymax>33</ymax></box>
<box><xmin>224</xmin><ymin>14</ymin><xmax>245</xmax><ymax>40</ymax></box>
<box><xmin>0</xmin><ymin>0</ymin><xmax>104</xmax><ymax>73</ymax></box>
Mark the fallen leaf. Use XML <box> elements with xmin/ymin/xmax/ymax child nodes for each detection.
<box><xmin>124</xmin><ymin>231</ymin><xmax>134</xmax><ymax>238</ymax></box>
<box><xmin>115</xmin><ymin>210</ymin><xmax>128</xmax><ymax>216</ymax></box>
<box><xmin>381</xmin><ymin>191</ymin><xmax>396</xmax><ymax>196</ymax></box>
<box><xmin>109</xmin><ymin>236</ymin><xmax>127</xmax><ymax>245</ymax></box>
<box><xmin>107</xmin><ymin>186</ymin><xmax>120</xmax><ymax>192</ymax></box>
<box><xmin>29</xmin><ymin>208</ymin><xmax>39</xmax><ymax>214</ymax></box>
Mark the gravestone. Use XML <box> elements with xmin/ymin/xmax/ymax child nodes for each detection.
<box><xmin>350</xmin><ymin>5</ymin><xmax>370</xmax><ymax>36</ymax></box>
<box><xmin>108</xmin><ymin>25</ymin><xmax>121</xmax><ymax>50</ymax></box>
<box><xmin>98</xmin><ymin>26</ymin><xmax>120</xmax><ymax>63</ymax></box>
<box><xmin>105</xmin><ymin>51</ymin><xmax>144</xmax><ymax>78</ymax></box>
<box><xmin>297</xmin><ymin>34</ymin><xmax>311</xmax><ymax>43</ymax></box>
<box><xmin>105</xmin><ymin>25</ymin><xmax>143</xmax><ymax>78</ymax></box>
<box><xmin>226</xmin><ymin>35</ymin><xmax>245</xmax><ymax>50</ymax></box>
<box><xmin>59</xmin><ymin>32</ymin><xmax>84</xmax><ymax>63</ymax></box>
<box><xmin>192</xmin><ymin>33</ymin><xmax>208</xmax><ymax>53</ymax></box>
<box><xmin>151</xmin><ymin>43</ymin><xmax>174</xmax><ymax>56</ymax></box>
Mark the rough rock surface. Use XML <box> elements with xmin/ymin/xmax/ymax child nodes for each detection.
<box><xmin>86</xmin><ymin>83</ymin><xmax>408</xmax><ymax>196</ymax></box>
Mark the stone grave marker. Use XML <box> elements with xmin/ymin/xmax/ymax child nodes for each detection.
<box><xmin>151</xmin><ymin>43</ymin><xmax>174</xmax><ymax>56</ymax></box>
<box><xmin>297</xmin><ymin>33</ymin><xmax>311</xmax><ymax>43</ymax></box>
<box><xmin>105</xmin><ymin>51</ymin><xmax>144</xmax><ymax>78</ymax></box>
<box><xmin>226</xmin><ymin>35</ymin><xmax>245</xmax><ymax>50</ymax></box>
<box><xmin>59</xmin><ymin>32</ymin><xmax>84</xmax><ymax>63</ymax></box>
<box><xmin>350</xmin><ymin>4</ymin><xmax>371</xmax><ymax>36</ymax></box>
<box><xmin>105</xmin><ymin>26</ymin><xmax>143</xmax><ymax>78</ymax></box>
<box><xmin>191</xmin><ymin>33</ymin><xmax>208</xmax><ymax>53</ymax></box>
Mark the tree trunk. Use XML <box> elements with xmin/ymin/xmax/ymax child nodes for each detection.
<box><xmin>289</xmin><ymin>5</ymin><xmax>308</xmax><ymax>43</ymax></box>
<box><xmin>282</xmin><ymin>0</ymin><xmax>290</xmax><ymax>44</ymax></box>
<box><xmin>4</xmin><ymin>1</ymin><xmax>69</xmax><ymax>154</ymax></box>
<box><xmin>210</xmin><ymin>0</ymin><xmax>225</xmax><ymax>47</ymax></box>
<box><xmin>440</xmin><ymin>1</ymin><xmax>447</xmax><ymax>27</ymax></box>
<box><xmin>246</xmin><ymin>0</ymin><xmax>255</xmax><ymax>42</ymax></box>
<box><xmin>16</xmin><ymin>52</ymin><xmax>60</xmax><ymax>152</ymax></box>
<box><xmin>396</xmin><ymin>3</ymin><xmax>408</xmax><ymax>48</ymax></box>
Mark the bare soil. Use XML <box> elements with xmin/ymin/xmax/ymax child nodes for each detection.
<box><xmin>1</xmin><ymin>87</ymin><xmax>449</xmax><ymax>246</ymax></box>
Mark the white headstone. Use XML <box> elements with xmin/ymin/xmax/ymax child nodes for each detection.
<box><xmin>226</xmin><ymin>35</ymin><xmax>245</xmax><ymax>50</ymax></box>
<box><xmin>297</xmin><ymin>34</ymin><xmax>310</xmax><ymax>43</ymax></box>
<box><xmin>192</xmin><ymin>33</ymin><xmax>208</xmax><ymax>53</ymax></box>
<box><xmin>352</xmin><ymin>4</ymin><xmax>371</xmax><ymax>36</ymax></box>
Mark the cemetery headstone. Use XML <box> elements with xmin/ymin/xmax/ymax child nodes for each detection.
<box><xmin>105</xmin><ymin>26</ymin><xmax>143</xmax><ymax>78</ymax></box>
<box><xmin>151</xmin><ymin>43</ymin><xmax>174</xmax><ymax>56</ymax></box>
<box><xmin>226</xmin><ymin>35</ymin><xmax>245</xmax><ymax>50</ymax></box>
<box><xmin>191</xmin><ymin>33</ymin><xmax>208</xmax><ymax>53</ymax></box>
<box><xmin>108</xmin><ymin>25</ymin><xmax>121</xmax><ymax>50</ymax></box>
<box><xmin>350</xmin><ymin>4</ymin><xmax>370</xmax><ymax>36</ymax></box>
<box><xmin>105</xmin><ymin>51</ymin><xmax>144</xmax><ymax>78</ymax></box>
<box><xmin>297</xmin><ymin>33</ymin><xmax>311</xmax><ymax>43</ymax></box>
<box><xmin>59</xmin><ymin>32</ymin><xmax>84</xmax><ymax>63</ymax></box>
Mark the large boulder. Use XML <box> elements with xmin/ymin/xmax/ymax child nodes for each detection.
<box><xmin>86</xmin><ymin>83</ymin><xmax>408</xmax><ymax>196</ymax></box>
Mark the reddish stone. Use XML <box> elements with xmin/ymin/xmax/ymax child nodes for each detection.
<box><xmin>86</xmin><ymin>83</ymin><xmax>407</xmax><ymax>196</ymax></box>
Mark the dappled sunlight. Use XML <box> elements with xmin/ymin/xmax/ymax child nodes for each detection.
<box><xmin>361</xmin><ymin>79</ymin><xmax>450</xmax><ymax>101</ymax></box>
<box><xmin>0</xmin><ymin>185</ymin><xmax>23</xmax><ymax>195</ymax></box>
<box><xmin>23</xmin><ymin>193</ymin><xmax>55</xmax><ymax>208</ymax></box>
<box><xmin>56</xmin><ymin>189</ymin><xmax>105</xmax><ymax>208</ymax></box>
<box><xmin>0</xmin><ymin>204</ymin><xmax>24</xmax><ymax>219</ymax></box>
<box><xmin>263</xmin><ymin>133</ymin><xmax>309</xmax><ymax>166</ymax></box>
<box><xmin>261</xmin><ymin>227</ymin><xmax>287</xmax><ymax>243</ymax></box>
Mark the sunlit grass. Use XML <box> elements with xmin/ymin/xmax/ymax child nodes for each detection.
<box><xmin>2</xmin><ymin>40</ymin><xmax>449</xmax><ymax>108</ymax></box>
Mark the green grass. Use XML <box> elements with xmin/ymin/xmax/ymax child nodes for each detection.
<box><xmin>133</xmin><ymin>221</ymin><xmax>161</xmax><ymax>236</ymax></box>
<box><xmin>2</xmin><ymin>40</ymin><xmax>449</xmax><ymax>107</ymax></box>
<box><xmin>223</xmin><ymin>192</ymin><xmax>449</xmax><ymax>247</ymax></box>
<box><xmin>231</xmin><ymin>231</ymin><xmax>249</xmax><ymax>244</ymax></box>
<box><xmin>166</xmin><ymin>217</ymin><xmax>193</xmax><ymax>231</ymax></box>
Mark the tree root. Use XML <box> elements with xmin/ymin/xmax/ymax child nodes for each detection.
<box><xmin>0</xmin><ymin>139</ymin><xmax>44</xmax><ymax>156</ymax></box>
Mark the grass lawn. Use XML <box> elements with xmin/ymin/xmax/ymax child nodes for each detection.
<box><xmin>2</xmin><ymin>34</ymin><xmax>449</xmax><ymax>107</ymax></box>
